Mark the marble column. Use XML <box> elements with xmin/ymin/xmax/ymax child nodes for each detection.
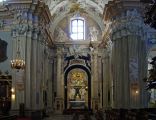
<box><xmin>46</xmin><ymin>58</ymin><xmax>53</xmax><ymax>112</ymax></box>
<box><xmin>30</xmin><ymin>14</ymin><xmax>39</xmax><ymax>110</ymax></box>
<box><xmin>110</xmin><ymin>17</ymin><xmax>147</xmax><ymax>108</ymax></box>
<box><xmin>56</xmin><ymin>49</ymin><xmax>62</xmax><ymax>97</ymax></box>
<box><xmin>36</xmin><ymin>36</ymin><xmax>44</xmax><ymax>109</ymax></box>
<box><xmin>102</xmin><ymin>53</ymin><xmax>111</xmax><ymax>109</ymax></box>
<box><xmin>55</xmin><ymin>47</ymin><xmax>63</xmax><ymax>112</ymax></box>
<box><xmin>11</xmin><ymin>33</ymin><xmax>19</xmax><ymax>109</ymax></box>
<box><xmin>25</xmin><ymin>11</ymin><xmax>32</xmax><ymax>109</ymax></box>
<box><xmin>98</xmin><ymin>55</ymin><xmax>102</xmax><ymax>108</ymax></box>
<box><xmin>91</xmin><ymin>49</ymin><xmax>99</xmax><ymax>110</ymax></box>
<box><xmin>103</xmin><ymin>0</ymin><xmax>148</xmax><ymax>108</ymax></box>
<box><xmin>11</xmin><ymin>10</ymin><xmax>28</xmax><ymax>109</ymax></box>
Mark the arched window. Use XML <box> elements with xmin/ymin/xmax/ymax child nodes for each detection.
<box><xmin>0</xmin><ymin>0</ymin><xmax>6</xmax><ymax>2</ymax></box>
<box><xmin>70</xmin><ymin>18</ymin><xmax>85</xmax><ymax>40</ymax></box>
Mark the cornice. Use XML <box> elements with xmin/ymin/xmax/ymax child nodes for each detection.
<box><xmin>5</xmin><ymin>0</ymin><xmax>53</xmax><ymax>47</ymax></box>
<box><xmin>5</xmin><ymin>0</ymin><xmax>33</xmax><ymax>10</ymax></box>
<box><xmin>45</xmin><ymin>28</ymin><xmax>54</xmax><ymax>48</ymax></box>
<box><xmin>34</xmin><ymin>1</ymin><xmax>52</xmax><ymax>23</ymax></box>
<box><xmin>6</xmin><ymin>0</ymin><xmax>32</xmax><ymax>4</ymax></box>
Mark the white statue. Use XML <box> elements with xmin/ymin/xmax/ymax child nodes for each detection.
<box><xmin>69</xmin><ymin>88</ymin><xmax>76</xmax><ymax>100</ymax></box>
<box><xmin>89</xmin><ymin>27</ymin><xmax>99</xmax><ymax>41</ymax></box>
<box><xmin>79</xmin><ymin>88</ymin><xmax>86</xmax><ymax>100</ymax></box>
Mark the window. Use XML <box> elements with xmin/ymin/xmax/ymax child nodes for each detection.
<box><xmin>70</xmin><ymin>18</ymin><xmax>85</xmax><ymax>40</ymax></box>
<box><xmin>0</xmin><ymin>0</ymin><xmax>6</xmax><ymax>2</ymax></box>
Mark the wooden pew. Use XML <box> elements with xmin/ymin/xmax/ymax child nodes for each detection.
<box><xmin>0</xmin><ymin>115</ymin><xmax>17</xmax><ymax>120</ymax></box>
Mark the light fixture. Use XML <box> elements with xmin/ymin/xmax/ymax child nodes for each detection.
<box><xmin>135</xmin><ymin>90</ymin><xmax>139</xmax><ymax>94</ymax></box>
<box><xmin>11</xmin><ymin>87</ymin><xmax>15</xmax><ymax>101</ymax></box>
<box><xmin>11</xmin><ymin>39</ymin><xmax>25</xmax><ymax>70</ymax></box>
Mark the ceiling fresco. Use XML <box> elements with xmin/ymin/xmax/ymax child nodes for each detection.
<box><xmin>43</xmin><ymin>0</ymin><xmax>110</xmax><ymax>33</ymax></box>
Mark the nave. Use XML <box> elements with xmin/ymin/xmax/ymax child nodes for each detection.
<box><xmin>44</xmin><ymin>114</ymin><xmax>97</xmax><ymax>120</ymax></box>
<box><xmin>1</xmin><ymin>0</ymin><xmax>156</xmax><ymax>119</ymax></box>
<box><xmin>43</xmin><ymin>108</ymin><xmax>156</xmax><ymax>120</ymax></box>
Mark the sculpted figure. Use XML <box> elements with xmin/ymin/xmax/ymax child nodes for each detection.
<box><xmin>89</xmin><ymin>27</ymin><xmax>99</xmax><ymax>41</ymax></box>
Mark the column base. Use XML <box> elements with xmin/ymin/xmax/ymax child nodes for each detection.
<box><xmin>55</xmin><ymin>97</ymin><xmax>64</xmax><ymax>113</ymax></box>
<box><xmin>92</xmin><ymin>98</ymin><xmax>99</xmax><ymax>112</ymax></box>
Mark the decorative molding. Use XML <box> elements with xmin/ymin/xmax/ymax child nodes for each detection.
<box><xmin>2</xmin><ymin>0</ymin><xmax>54</xmax><ymax>47</ymax></box>
<box><xmin>103</xmin><ymin>0</ymin><xmax>143</xmax><ymax>21</ymax></box>
<box><xmin>102</xmin><ymin>9</ymin><xmax>146</xmax><ymax>43</ymax></box>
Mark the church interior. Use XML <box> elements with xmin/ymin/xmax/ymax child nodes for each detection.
<box><xmin>0</xmin><ymin>0</ymin><xmax>156</xmax><ymax>119</ymax></box>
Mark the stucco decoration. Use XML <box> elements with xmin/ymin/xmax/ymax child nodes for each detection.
<box><xmin>67</xmin><ymin>45</ymin><xmax>89</xmax><ymax>58</ymax></box>
<box><xmin>44</xmin><ymin>0</ymin><xmax>107</xmax><ymax>34</ymax></box>
<box><xmin>55</xmin><ymin>27</ymin><xmax>69</xmax><ymax>42</ymax></box>
<box><xmin>13</xmin><ymin>11</ymin><xmax>28</xmax><ymax>36</ymax></box>
<box><xmin>111</xmin><ymin>9</ymin><xmax>145</xmax><ymax>41</ymax></box>
<box><xmin>89</xmin><ymin>26</ymin><xmax>99</xmax><ymax>41</ymax></box>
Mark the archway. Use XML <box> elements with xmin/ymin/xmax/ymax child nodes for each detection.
<box><xmin>64</xmin><ymin>65</ymin><xmax>91</xmax><ymax>110</ymax></box>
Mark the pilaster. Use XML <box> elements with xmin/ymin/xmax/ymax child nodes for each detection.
<box><xmin>102</xmin><ymin>50</ymin><xmax>111</xmax><ymax>109</ymax></box>
<box><xmin>91</xmin><ymin>49</ymin><xmax>99</xmax><ymax>111</ymax></box>
<box><xmin>8</xmin><ymin>0</ymin><xmax>54</xmax><ymax>112</ymax></box>
<box><xmin>11</xmin><ymin>8</ymin><xmax>29</xmax><ymax>110</ymax></box>
<box><xmin>55</xmin><ymin>47</ymin><xmax>64</xmax><ymax>113</ymax></box>
<box><xmin>56</xmin><ymin>47</ymin><xmax>62</xmax><ymax>97</ymax></box>
<box><xmin>30</xmin><ymin>14</ymin><xmax>39</xmax><ymax>110</ymax></box>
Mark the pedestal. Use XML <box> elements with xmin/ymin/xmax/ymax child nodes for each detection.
<box><xmin>55</xmin><ymin>97</ymin><xmax>63</xmax><ymax>113</ymax></box>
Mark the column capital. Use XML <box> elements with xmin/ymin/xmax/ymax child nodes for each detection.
<box><xmin>103</xmin><ymin>0</ymin><xmax>143</xmax><ymax>22</ymax></box>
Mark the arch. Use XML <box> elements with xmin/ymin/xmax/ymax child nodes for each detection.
<box><xmin>64</xmin><ymin>65</ymin><xmax>91</xmax><ymax>110</ymax></box>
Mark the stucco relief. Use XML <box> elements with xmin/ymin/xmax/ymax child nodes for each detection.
<box><xmin>55</xmin><ymin>27</ymin><xmax>69</xmax><ymax>42</ymax></box>
<box><xmin>111</xmin><ymin>10</ymin><xmax>145</xmax><ymax>41</ymax></box>
<box><xmin>89</xmin><ymin>27</ymin><xmax>99</xmax><ymax>41</ymax></box>
<box><xmin>67</xmin><ymin>45</ymin><xmax>89</xmax><ymax>58</ymax></box>
<box><xmin>12</xmin><ymin>11</ymin><xmax>28</xmax><ymax>36</ymax></box>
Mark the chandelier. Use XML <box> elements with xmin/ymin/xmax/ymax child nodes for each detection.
<box><xmin>11</xmin><ymin>39</ymin><xmax>25</xmax><ymax>70</ymax></box>
<box><xmin>11</xmin><ymin>59</ymin><xmax>25</xmax><ymax>70</ymax></box>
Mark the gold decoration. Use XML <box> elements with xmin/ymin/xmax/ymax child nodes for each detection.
<box><xmin>69</xmin><ymin>3</ymin><xmax>86</xmax><ymax>13</ymax></box>
<box><xmin>11</xmin><ymin>39</ymin><xmax>25</xmax><ymax>70</ymax></box>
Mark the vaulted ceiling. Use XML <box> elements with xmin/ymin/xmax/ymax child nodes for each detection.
<box><xmin>43</xmin><ymin>0</ymin><xmax>110</xmax><ymax>33</ymax></box>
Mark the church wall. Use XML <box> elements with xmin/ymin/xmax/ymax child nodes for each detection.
<box><xmin>0</xmin><ymin>1</ymin><xmax>55</xmax><ymax>115</ymax></box>
<box><xmin>1</xmin><ymin>0</ymin><xmax>155</xmax><ymax>115</ymax></box>
<box><xmin>0</xmin><ymin>31</ymin><xmax>12</xmax><ymax>74</ymax></box>
<box><xmin>54</xmin><ymin>15</ymin><xmax>102</xmax><ymax>42</ymax></box>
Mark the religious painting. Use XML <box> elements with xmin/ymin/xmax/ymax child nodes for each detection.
<box><xmin>0</xmin><ymin>39</ymin><xmax>8</xmax><ymax>62</ymax></box>
<box><xmin>67</xmin><ymin>68</ymin><xmax>88</xmax><ymax>109</ymax></box>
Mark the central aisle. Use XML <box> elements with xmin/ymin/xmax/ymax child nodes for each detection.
<box><xmin>43</xmin><ymin>114</ymin><xmax>97</xmax><ymax>120</ymax></box>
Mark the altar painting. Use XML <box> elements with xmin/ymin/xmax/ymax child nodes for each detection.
<box><xmin>67</xmin><ymin>69</ymin><xmax>88</xmax><ymax>109</ymax></box>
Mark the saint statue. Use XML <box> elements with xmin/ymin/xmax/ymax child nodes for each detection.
<box><xmin>89</xmin><ymin>27</ymin><xmax>99</xmax><ymax>41</ymax></box>
<box><xmin>69</xmin><ymin>88</ymin><xmax>76</xmax><ymax>100</ymax></box>
<box><xmin>80</xmin><ymin>88</ymin><xmax>86</xmax><ymax>100</ymax></box>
